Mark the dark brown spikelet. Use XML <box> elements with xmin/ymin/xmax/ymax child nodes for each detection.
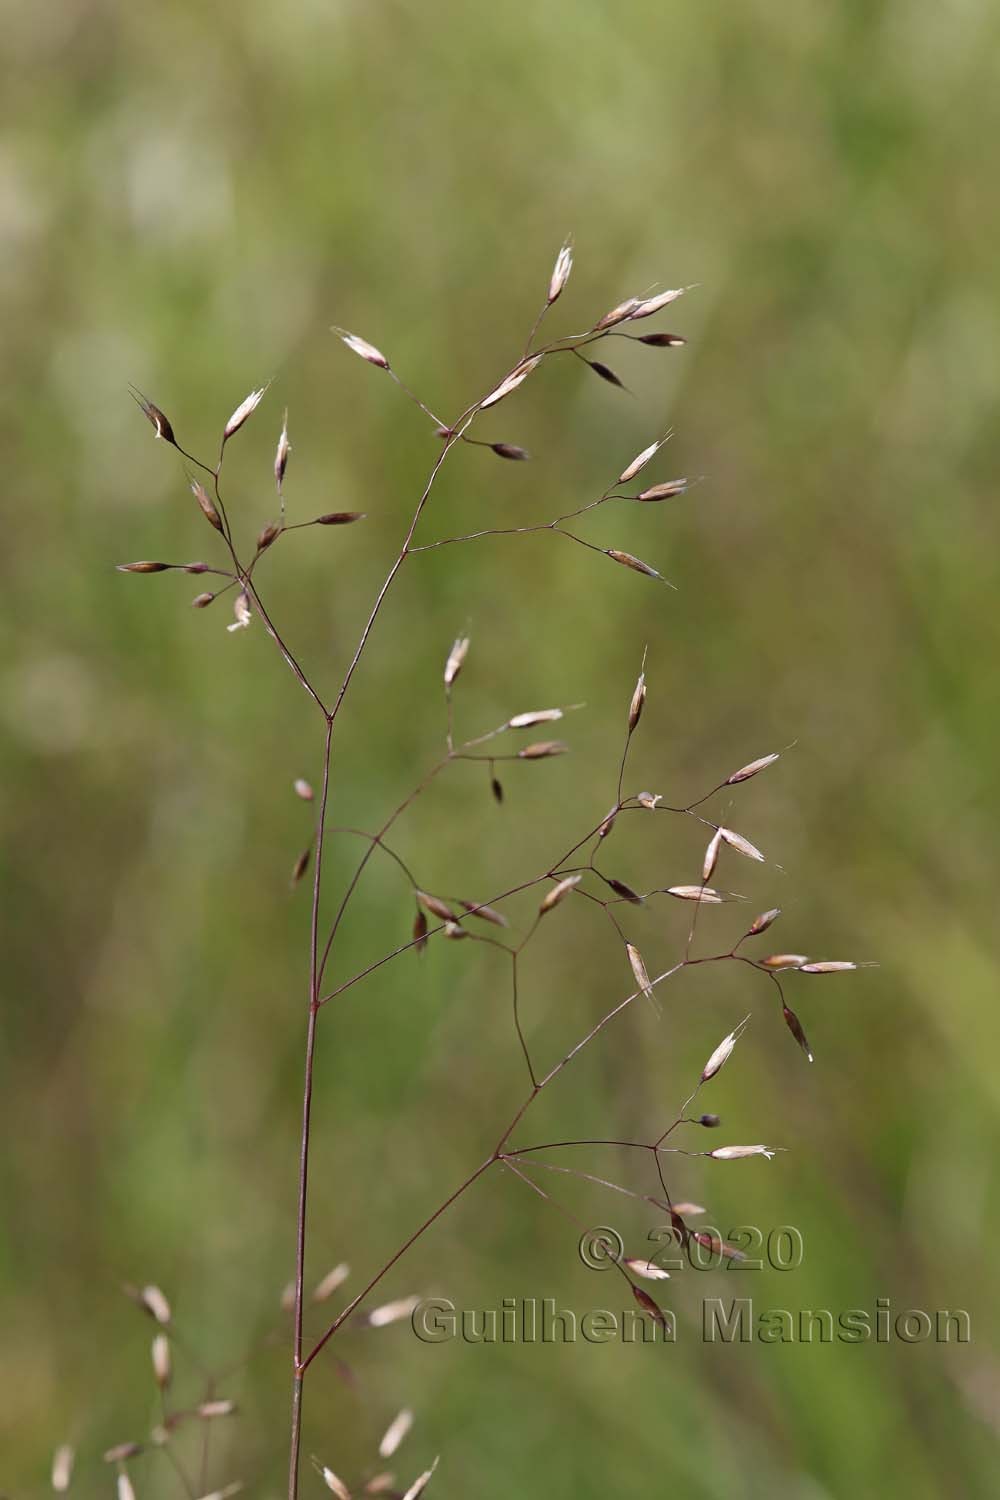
<box><xmin>630</xmin><ymin>1284</ymin><xmax>670</xmax><ymax>1333</ymax></box>
<box><xmin>690</xmin><ymin>1230</ymin><xmax>746</xmax><ymax>1262</ymax></box>
<box><xmin>491</xmin><ymin>443</ymin><xmax>530</xmax><ymax>461</ymax></box>
<box><xmin>606</xmin><ymin>549</ymin><xmax>662</xmax><ymax>580</ymax></box>
<box><xmin>698</xmin><ymin>1113</ymin><xmax>721</xmax><ymax>1127</ymax></box>
<box><xmin>117</xmin><ymin>561</ymin><xmax>171</xmax><ymax>573</ymax></box>
<box><xmin>782</xmin><ymin>1003</ymin><xmax>814</xmax><ymax>1062</ymax></box>
<box><xmin>637</xmin><ymin>332</ymin><xmax>686</xmax><ymax>347</ymax></box>
<box><xmin>257</xmin><ymin>521</ymin><xmax>280</xmax><ymax>551</ymax></box>
<box><xmin>130</xmin><ymin>388</ymin><xmax>177</xmax><ymax>445</ymax></box>
<box><xmin>316</xmin><ymin>511</ymin><xmax>366</xmax><ymax>526</ymax></box>
<box><xmin>191</xmin><ymin>591</ymin><xmax>215</xmax><ymax>608</ymax></box>
<box><xmin>601</xmin><ymin>874</ymin><xmax>643</xmax><ymax>904</ymax></box>
<box><xmin>491</xmin><ymin>776</ymin><xmax>504</xmax><ymax>804</ymax></box>
<box><xmin>413</xmin><ymin>908</ymin><xmax>429</xmax><ymax>954</ymax></box>
<box><xmin>416</xmin><ymin>890</ymin><xmax>457</xmax><ymax>923</ymax></box>
<box><xmin>191</xmin><ymin>479</ymin><xmax>223</xmax><ymax>532</ymax></box>
<box><xmin>585</xmin><ymin>358</ymin><xmax>626</xmax><ymax>389</ymax></box>
<box><xmin>291</xmin><ymin>846</ymin><xmax>311</xmax><ymax>888</ymax></box>
<box><xmin>517</xmin><ymin>740</ymin><xmax>568</xmax><ymax>760</ymax></box>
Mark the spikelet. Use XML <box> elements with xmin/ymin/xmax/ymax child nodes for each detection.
<box><xmin>625</xmin><ymin>943</ymin><xmax>654</xmax><ymax>1004</ymax></box>
<box><xmin>630</xmin><ymin>1284</ymin><xmax>670</xmax><ymax>1332</ymax></box>
<box><xmin>702</xmin><ymin>829</ymin><xmax>723</xmax><ymax>883</ymax></box>
<box><xmin>782</xmin><ymin>1004</ymin><xmax>813</xmax><ymax>1062</ymax></box>
<box><xmin>508</xmin><ymin>708</ymin><xmax>563</xmax><ymax>729</ymax></box>
<box><xmin>539</xmin><ymin>875</ymin><xmax>581</xmax><ymax>915</ymax></box>
<box><xmin>594</xmin><ymin>296</ymin><xmax>641</xmax><ymax>331</ymax></box>
<box><xmin>378</xmin><ymin>1409</ymin><xmax>413</xmax><ymax>1459</ymax></box>
<box><xmin>223</xmin><ymin>384</ymin><xmax>269</xmax><ymax>442</ymax></box>
<box><xmin>700</xmin><ymin>1016</ymin><xmax>750</xmax><ymax>1083</ymax></box>
<box><xmin>618</xmin><ymin>438</ymin><xmax>666</xmax><ymax>485</ymax></box>
<box><xmin>630</xmin><ymin>287</ymin><xmax>690</xmax><ymax>318</ymax></box>
<box><xmin>547</xmin><ymin>239</ymin><xmax>573</xmax><ymax>304</ymax></box>
<box><xmin>416</xmin><ymin>891</ymin><xmax>456</xmax><ymax>923</ymax></box>
<box><xmin>747</xmin><ymin>908</ymin><xmax>781</xmax><ymax>936</ymax></box>
<box><xmin>312</xmin><ymin>1263</ymin><xmax>350</xmax><ymax>1302</ymax></box>
<box><xmin>227</xmin><ymin>592</ymin><xmax>252</xmax><ymax>633</ymax></box>
<box><xmin>517</xmin><ymin>740</ymin><xmax>568</xmax><ymax>760</ymax></box>
<box><xmin>760</xmin><ymin>953</ymin><xmax>808</xmax><ymax>970</ymax></box>
<box><xmin>606</xmin><ymin>549</ymin><xmax>662</xmax><ymax>580</ymax></box>
<box><xmin>727</xmin><ymin>752</ymin><xmax>780</xmax><ymax>784</ymax></box>
<box><xmin>333</xmin><ymin>329</ymin><xmax>390</xmax><ymax>370</ymax></box>
<box><xmin>197</xmin><ymin>1400</ymin><xmax>237</xmax><ymax>1419</ymax></box>
<box><xmin>443</xmin><ymin>636</ymin><xmax>469</xmax><ymax>688</ymax></box>
<box><xmin>627</xmin><ymin>671</ymin><xmax>646</xmax><ymax>733</ymax></box>
<box><xmin>367</xmin><ymin>1295</ymin><xmax>422</xmax><ymax>1328</ymax></box>
<box><xmin>274</xmin><ymin>411</ymin><xmax>291</xmax><ymax>489</ymax></box>
<box><xmin>401</xmin><ymin>1458</ymin><xmax>439</xmax><ymax>1500</ymax></box>
<box><xmin>480</xmin><ymin>357</ymin><xmax>540</xmax><ymax>409</ymax></box>
<box><xmin>719</xmin><ymin>827</ymin><xmax>765</xmax><ymax>863</ymax></box>
<box><xmin>709</xmin><ymin>1145</ymin><xmax>776</xmax><ymax>1161</ymax></box>
<box><xmin>191</xmin><ymin>480</ymin><xmax>223</xmax><ymax>533</ymax></box>
<box><xmin>151</xmin><ymin>1333</ymin><xmax>171</xmax><ymax>1389</ymax></box>
<box><xmin>317</xmin><ymin>1467</ymin><xmax>351</xmax><ymax>1500</ymax></box>
<box><xmin>624</xmin><ymin>1257</ymin><xmax>670</xmax><ymax>1281</ymax></box>
<box><xmin>799</xmin><ymin>960</ymin><xmax>858</xmax><ymax>974</ymax></box>
<box><xmin>636</xmin><ymin>479</ymin><xmax>688</xmax><ymax>501</ymax></box>
<box><xmin>130</xmin><ymin>388</ymin><xmax>176</xmax><ymax>445</ymax></box>
<box><xmin>138</xmin><ymin>1285</ymin><xmax>171</xmax><ymax>1325</ymax></box>
<box><xmin>51</xmin><ymin>1446</ymin><xmax>74</xmax><ymax>1492</ymax></box>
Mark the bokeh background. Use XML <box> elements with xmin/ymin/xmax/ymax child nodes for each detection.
<box><xmin>3</xmin><ymin>0</ymin><xmax>999</xmax><ymax>1495</ymax></box>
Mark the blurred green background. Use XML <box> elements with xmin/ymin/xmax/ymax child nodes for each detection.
<box><xmin>3</xmin><ymin>0</ymin><xmax>999</xmax><ymax>1495</ymax></box>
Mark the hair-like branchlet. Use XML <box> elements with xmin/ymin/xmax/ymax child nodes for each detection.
<box><xmin>79</xmin><ymin>244</ymin><xmax>864</xmax><ymax>1500</ymax></box>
